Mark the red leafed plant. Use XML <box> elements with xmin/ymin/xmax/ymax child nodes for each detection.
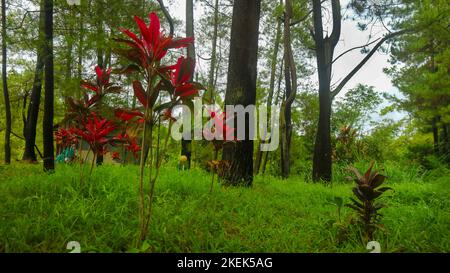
<box><xmin>114</xmin><ymin>132</ymin><xmax>141</xmax><ymax>159</ymax></box>
<box><xmin>81</xmin><ymin>65</ymin><xmax>122</xmax><ymax>104</ymax></box>
<box><xmin>55</xmin><ymin>128</ymin><xmax>78</xmax><ymax>151</ymax></box>
<box><xmin>114</xmin><ymin>11</ymin><xmax>204</xmax><ymax>244</ymax></box>
<box><xmin>64</xmin><ymin>66</ymin><xmax>122</xmax><ymax>128</ymax></box>
<box><xmin>346</xmin><ymin>161</ymin><xmax>392</xmax><ymax>241</ymax></box>
<box><xmin>72</xmin><ymin>113</ymin><xmax>116</xmax><ymax>175</ymax></box>
<box><xmin>116</xmin><ymin>12</ymin><xmax>193</xmax><ymax>67</ymax></box>
<box><xmin>203</xmin><ymin>110</ymin><xmax>236</xmax><ymax>193</ymax></box>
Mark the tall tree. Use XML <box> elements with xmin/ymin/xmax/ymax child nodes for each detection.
<box><xmin>206</xmin><ymin>0</ymin><xmax>219</xmax><ymax>102</ymax></box>
<box><xmin>43</xmin><ymin>0</ymin><xmax>54</xmax><ymax>171</ymax></box>
<box><xmin>181</xmin><ymin>0</ymin><xmax>196</xmax><ymax>169</ymax></box>
<box><xmin>255</xmin><ymin>0</ymin><xmax>282</xmax><ymax>175</ymax></box>
<box><xmin>23</xmin><ymin>0</ymin><xmax>45</xmax><ymax>162</ymax></box>
<box><xmin>311</xmin><ymin>0</ymin><xmax>341</xmax><ymax>182</ymax></box>
<box><xmin>222</xmin><ymin>0</ymin><xmax>261</xmax><ymax>186</ymax></box>
<box><xmin>1</xmin><ymin>0</ymin><xmax>11</xmax><ymax>164</ymax></box>
<box><xmin>311</xmin><ymin>0</ymin><xmax>411</xmax><ymax>182</ymax></box>
<box><xmin>280</xmin><ymin>0</ymin><xmax>297</xmax><ymax>178</ymax></box>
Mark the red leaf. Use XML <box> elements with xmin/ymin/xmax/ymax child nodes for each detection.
<box><xmin>134</xmin><ymin>15</ymin><xmax>151</xmax><ymax>46</ymax></box>
<box><xmin>95</xmin><ymin>66</ymin><xmax>103</xmax><ymax>81</ymax></box>
<box><xmin>81</xmin><ymin>82</ymin><xmax>99</xmax><ymax>94</ymax></box>
<box><xmin>149</xmin><ymin>12</ymin><xmax>160</xmax><ymax>46</ymax></box>
<box><xmin>132</xmin><ymin>80</ymin><xmax>148</xmax><ymax>108</ymax></box>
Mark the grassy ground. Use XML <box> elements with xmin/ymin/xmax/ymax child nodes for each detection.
<box><xmin>0</xmin><ymin>162</ymin><xmax>449</xmax><ymax>253</ymax></box>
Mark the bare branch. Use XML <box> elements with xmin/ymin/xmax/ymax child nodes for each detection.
<box><xmin>156</xmin><ymin>0</ymin><xmax>174</xmax><ymax>37</ymax></box>
<box><xmin>331</xmin><ymin>29</ymin><xmax>409</xmax><ymax>99</ymax></box>
<box><xmin>332</xmin><ymin>37</ymin><xmax>381</xmax><ymax>64</ymax></box>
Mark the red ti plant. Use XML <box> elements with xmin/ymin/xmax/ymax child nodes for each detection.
<box><xmin>113</xmin><ymin>132</ymin><xmax>141</xmax><ymax>160</ymax></box>
<box><xmin>81</xmin><ymin>65</ymin><xmax>122</xmax><ymax>107</ymax></box>
<box><xmin>55</xmin><ymin>127</ymin><xmax>78</xmax><ymax>153</ymax></box>
<box><xmin>72</xmin><ymin>113</ymin><xmax>116</xmax><ymax>175</ymax></box>
<box><xmin>115</xmin><ymin>11</ymin><xmax>202</xmax><ymax>243</ymax></box>
<box><xmin>203</xmin><ymin>110</ymin><xmax>236</xmax><ymax>192</ymax></box>
<box><xmin>64</xmin><ymin>66</ymin><xmax>122</xmax><ymax>128</ymax></box>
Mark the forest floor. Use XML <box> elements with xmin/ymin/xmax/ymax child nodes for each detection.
<box><xmin>0</xmin><ymin>163</ymin><xmax>449</xmax><ymax>253</ymax></box>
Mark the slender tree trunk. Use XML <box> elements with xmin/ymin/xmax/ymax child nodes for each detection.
<box><xmin>280</xmin><ymin>0</ymin><xmax>297</xmax><ymax>179</ymax></box>
<box><xmin>23</xmin><ymin>2</ymin><xmax>45</xmax><ymax>162</ymax></box>
<box><xmin>181</xmin><ymin>0</ymin><xmax>195</xmax><ymax>169</ymax></box>
<box><xmin>222</xmin><ymin>0</ymin><xmax>261</xmax><ymax>186</ymax></box>
<box><xmin>95</xmin><ymin>17</ymin><xmax>104</xmax><ymax>166</ymax></box>
<box><xmin>442</xmin><ymin>123</ymin><xmax>449</xmax><ymax>161</ymax></box>
<box><xmin>43</xmin><ymin>0</ymin><xmax>54</xmax><ymax>171</ymax></box>
<box><xmin>432</xmin><ymin>116</ymin><xmax>439</xmax><ymax>155</ymax></box>
<box><xmin>206</xmin><ymin>0</ymin><xmax>219</xmax><ymax>103</ymax></box>
<box><xmin>261</xmin><ymin>56</ymin><xmax>284</xmax><ymax>174</ymax></box>
<box><xmin>255</xmin><ymin>0</ymin><xmax>282</xmax><ymax>175</ymax></box>
<box><xmin>77</xmin><ymin>9</ymin><xmax>84</xmax><ymax>82</ymax></box>
<box><xmin>21</xmin><ymin>92</ymin><xmax>28</xmax><ymax>138</ymax></box>
<box><xmin>1</xmin><ymin>0</ymin><xmax>11</xmax><ymax>164</ymax></box>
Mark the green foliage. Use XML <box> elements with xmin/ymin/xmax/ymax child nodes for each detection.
<box><xmin>0</xmin><ymin>162</ymin><xmax>449</xmax><ymax>252</ymax></box>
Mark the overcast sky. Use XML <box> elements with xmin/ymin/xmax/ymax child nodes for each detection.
<box><xmin>167</xmin><ymin>0</ymin><xmax>404</xmax><ymax>124</ymax></box>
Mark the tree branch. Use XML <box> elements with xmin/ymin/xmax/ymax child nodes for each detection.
<box><xmin>331</xmin><ymin>29</ymin><xmax>409</xmax><ymax>99</ymax></box>
<box><xmin>312</xmin><ymin>0</ymin><xmax>324</xmax><ymax>42</ymax></box>
<box><xmin>156</xmin><ymin>0</ymin><xmax>174</xmax><ymax>37</ymax></box>
<box><xmin>332</xmin><ymin>37</ymin><xmax>381</xmax><ymax>64</ymax></box>
<box><xmin>330</xmin><ymin>0</ymin><xmax>341</xmax><ymax>47</ymax></box>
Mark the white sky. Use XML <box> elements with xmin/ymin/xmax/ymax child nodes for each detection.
<box><xmin>167</xmin><ymin>0</ymin><xmax>404</xmax><ymax>123</ymax></box>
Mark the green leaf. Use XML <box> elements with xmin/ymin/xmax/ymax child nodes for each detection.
<box><xmin>154</xmin><ymin>101</ymin><xmax>175</xmax><ymax>113</ymax></box>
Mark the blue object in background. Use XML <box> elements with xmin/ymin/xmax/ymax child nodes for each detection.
<box><xmin>56</xmin><ymin>147</ymin><xmax>75</xmax><ymax>163</ymax></box>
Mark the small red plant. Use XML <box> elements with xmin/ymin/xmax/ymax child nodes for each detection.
<box><xmin>55</xmin><ymin>127</ymin><xmax>78</xmax><ymax>150</ymax></box>
<box><xmin>203</xmin><ymin>110</ymin><xmax>236</xmax><ymax>192</ymax></box>
<box><xmin>81</xmin><ymin>65</ymin><xmax>122</xmax><ymax>107</ymax></box>
<box><xmin>72</xmin><ymin>113</ymin><xmax>116</xmax><ymax>173</ymax></box>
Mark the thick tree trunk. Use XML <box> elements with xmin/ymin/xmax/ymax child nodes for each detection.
<box><xmin>312</xmin><ymin>0</ymin><xmax>340</xmax><ymax>182</ymax></box>
<box><xmin>222</xmin><ymin>0</ymin><xmax>261</xmax><ymax>186</ymax></box>
<box><xmin>312</xmin><ymin>76</ymin><xmax>332</xmax><ymax>182</ymax></box>
<box><xmin>181</xmin><ymin>0</ymin><xmax>195</xmax><ymax>169</ymax></box>
<box><xmin>255</xmin><ymin>0</ymin><xmax>282</xmax><ymax>175</ymax></box>
<box><xmin>43</xmin><ymin>0</ymin><xmax>54</xmax><ymax>171</ymax></box>
<box><xmin>1</xmin><ymin>0</ymin><xmax>11</xmax><ymax>164</ymax></box>
<box><xmin>23</xmin><ymin>3</ymin><xmax>45</xmax><ymax>162</ymax></box>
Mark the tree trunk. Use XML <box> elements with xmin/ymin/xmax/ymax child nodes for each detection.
<box><xmin>442</xmin><ymin>123</ymin><xmax>449</xmax><ymax>161</ymax></box>
<box><xmin>255</xmin><ymin>0</ymin><xmax>282</xmax><ymax>175</ymax></box>
<box><xmin>1</xmin><ymin>0</ymin><xmax>11</xmax><ymax>164</ymax></box>
<box><xmin>181</xmin><ymin>0</ymin><xmax>195</xmax><ymax>169</ymax></box>
<box><xmin>43</xmin><ymin>0</ymin><xmax>54</xmax><ymax>171</ymax></box>
<box><xmin>77</xmin><ymin>9</ymin><xmax>84</xmax><ymax>83</ymax></box>
<box><xmin>280</xmin><ymin>0</ymin><xmax>297</xmax><ymax>179</ymax></box>
<box><xmin>222</xmin><ymin>0</ymin><xmax>261</xmax><ymax>186</ymax></box>
<box><xmin>206</xmin><ymin>0</ymin><xmax>219</xmax><ymax>103</ymax></box>
<box><xmin>261</xmin><ymin>56</ymin><xmax>284</xmax><ymax>174</ymax></box>
<box><xmin>311</xmin><ymin>0</ymin><xmax>341</xmax><ymax>182</ymax></box>
<box><xmin>23</xmin><ymin>2</ymin><xmax>45</xmax><ymax>162</ymax></box>
<box><xmin>95</xmin><ymin>15</ymin><xmax>104</xmax><ymax>166</ymax></box>
<box><xmin>432</xmin><ymin>117</ymin><xmax>439</xmax><ymax>155</ymax></box>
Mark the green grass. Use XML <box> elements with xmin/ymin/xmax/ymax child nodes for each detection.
<box><xmin>0</xmin><ymin>162</ymin><xmax>449</xmax><ymax>253</ymax></box>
